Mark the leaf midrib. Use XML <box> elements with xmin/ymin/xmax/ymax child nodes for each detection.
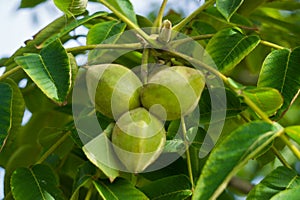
<box><xmin>219</xmin><ymin>35</ymin><xmax>257</xmax><ymax>71</ymax></box>
<box><xmin>209</xmin><ymin>125</ymin><xmax>283</xmax><ymax>200</ymax></box>
<box><xmin>30</xmin><ymin>168</ymin><xmax>47</xmax><ymax>200</ymax></box>
<box><xmin>151</xmin><ymin>189</ymin><xmax>192</xmax><ymax>200</ymax></box>
<box><xmin>95</xmin><ymin>181</ymin><xmax>118</xmax><ymax>200</ymax></box>
<box><xmin>280</xmin><ymin>50</ymin><xmax>291</xmax><ymax>94</ymax></box>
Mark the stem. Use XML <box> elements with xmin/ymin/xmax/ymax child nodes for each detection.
<box><xmin>152</xmin><ymin>0</ymin><xmax>169</xmax><ymax>32</ymax></box>
<box><xmin>141</xmin><ymin>48</ymin><xmax>149</xmax><ymax>84</ymax></box>
<box><xmin>173</xmin><ymin>0</ymin><xmax>215</xmax><ymax>32</ymax></box>
<box><xmin>130</xmin><ymin>173</ymin><xmax>138</xmax><ymax>185</ymax></box>
<box><xmin>36</xmin><ymin>131</ymin><xmax>70</xmax><ymax>164</ymax></box>
<box><xmin>66</xmin><ymin>43</ymin><xmax>143</xmax><ymax>53</ymax></box>
<box><xmin>229</xmin><ymin>177</ymin><xmax>254</xmax><ymax>194</ymax></box>
<box><xmin>280</xmin><ymin>134</ymin><xmax>300</xmax><ymax>160</ymax></box>
<box><xmin>239</xmin><ymin>112</ymin><xmax>251</xmax><ymax>123</ymax></box>
<box><xmin>85</xmin><ymin>185</ymin><xmax>94</xmax><ymax>200</ymax></box>
<box><xmin>167</xmin><ymin>49</ymin><xmax>228</xmax><ymax>82</ymax></box>
<box><xmin>0</xmin><ymin>66</ymin><xmax>22</xmax><ymax>81</ymax></box>
<box><xmin>260</xmin><ymin>40</ymin><xmax>285</xmax><ymax>50</ymax></box>
<box><xmin>181</xmin><ymin>117</ymin><xmax>194</xmax><ymax>190</ymax></box>
<box><xmin>191</xmin><ymin>34</ymin><xmax>215</xmax><ymax>40</ymax></box>
<box><xmin>271</xmin><ymin>146</ymin><xmax>292</xmax><ymax>169</ymax></box>
<box><xmin>98</xmin><ymin>0</ymin><xmax>150</xmax><ymax>41</ymax></box>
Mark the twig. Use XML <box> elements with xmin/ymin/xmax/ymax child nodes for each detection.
<box><xmin>141</xmin><ymin>48</ymin><xmax>149</xmax><ymax>84</ymax></box>
<box><xmin>271</xmin><ymin>146</ymin><xmax>292</xmax><ymax>169</ymax></box>
<box><xmin>280</xmin><ymin>134</ymin><xmax>300</xmax><ymax>160</ymax></box>
<box><xmin>181</xmin><ymin>117</ymin><xmax>194</xmax><ymax>190</ymax></box>
<box><xmin>0</xmin><ymin>66</ymin><xmax>22</xmax><ymax>81</ymax></box>
<box><xmin>152</xmin><ymin>0</ymin><xmax>169</xmax><ymax>32</ymax></box>
<box><xmin>229</xmin><ymin>176</ymin><xmax>254</xmax><ymax>194</ymax></box>
<box><xmin>36</xmin><ymin>131</ymin><xmax>71</xmax><ymax>164</ymax></box>
<box><xmin>260</xmin><ymin>40</ymin><xmax>286</xmax><ymax>50</ymax></box>
<box><xmin>66</xmin><ymin>43</ymin><xmax>143</xmax><ymax>53</ymax></box>
<box><xmin>173</xmin><ymin>0</ymin><xmax>215</xmax><ymax>32</ymax></box>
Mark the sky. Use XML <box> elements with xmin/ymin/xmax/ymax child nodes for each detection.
<box><xmin>0</xmin><ymin>0</ymin><xmax>199</xmax><ymax>58</ymax></box>
<box><xmin>0</xmin><ymin>0</ymin><xmax>200</xmax><ymax>198</ymax></box>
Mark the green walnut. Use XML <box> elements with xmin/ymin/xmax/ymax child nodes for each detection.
<box><xmin>112</xmin><ymin>108</ymin><xmax>166</xmax><ymax>173</ymax></box>
<box><xmin>140</xmin><ymin>66</ymin><xmax>205</xmax><ymax>120</ymax></box>
<box><xmin>86</xmin><ymin>64</ymin><xmax>142</xmax><ymax>119</ymax></box>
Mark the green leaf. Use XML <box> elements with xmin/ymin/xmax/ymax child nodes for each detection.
<box><xmin>22</xmin><ymin>85</ymin><xmax>57</xmax><ymax>113</ymax></box>
<box><xmin>192</xmin><ymin>20</ymin><xmax>217</xmax><ymax>36</ymax></box>
<box><xmin>93</xmin><ymin>179</ymin><xmax>149</xmax><ymax>200</ymax></box>
<box><xmin>137</xmin><ymin>15</ymin><xmax>153</xmax><ymax>28</ymax></box>
<box><xmin>166</xmin><ymin>119</ymin><xmax>180</xmax><ymax>139</ymax></box>
<box><xmin>70</xmin><ymin>162</ymin><xmax>96</xmax><ymax>200</ymax></box>
<box><xmin>11</xmin><ymin>164</ymin><xmax>65</xmax><ymax>200</ymax></box>
<box><xmin>87</xmin><ymin>21</ymin><xmax>126</xmax><ymax>45</ymax></box>
<box><xmin>217</xmin><ymin>0</ymin><xmax>244</xmax><ymax>21</ymax></box>
<box><xmin>140</xmin><ymin>175</ymin><xmax>192</xmax><ymax>200</ymax></box>
<box><xmin>38</xmin><ymin>128</ymin><xmax>74</xmax><ymax>160</ymax></box>
<box><xmin>4</xmin><ymin>145</ymin><xmax>41</xmax><ymax>194</ymax></box>
<box><xmin>0</xmin><ymin>83</ymin><xmax>13</xmax><ymax>149</ymax></box>
<box><xmin>244</xmin><ymin>44</ymin><xmax>271</xmax><ymax>74</ymax></box>
<box><xmin>0</xmin><ymin>79</ymin><xmax>25</xmax><ymax>151</ymax></box>
<box><xmin>255</xmin><ymin>138</ymin><xmax>285</xmax><ymax>167</ymax></box>
<box><xmin>193</xmin><ymin>121</ymin><xmax>283</xmax><ymax>200</ymax></box>
<box><xmin>5</xmin><ymin>12</ymin><xmax>107</xmax><ymax>69</ymax></box>
<box><xmin>285</xmin><ymin>126</ymin><xmax>300</xmax><ymax>146</ymax></box>
<box><xmin>199</xmin><ymin>87</ymin><xmax>244</xmax><ymax>124</ymax></box>
<box><xmin>270</xmin><ymin>186</ymin><xmax>300</xmax><ymax>200</ymax></box>
<box><xmin>87</xmin><ymin>21</ymin><xmax>127</xmax><ymax>64</ymax></box>
<box><xmin>201</xmin><ymin>7</ymin><xmax>253</xmax><ymax>28</ymax></box>
<box><xmin>43</xmin><ymin>12</ymin><xmax>107</xmax><ymax>47</ymax></box>
<box><xmin>15</xmin><ymin>39</ymin><xmax>71</xmax><ymax>104</ymax></box>
<box><xmin>204</xmin><ymin>28</ymin><xmax>260</xmax><ymax>74</ymax></box>
<box><xmin>19</xmin><ymin>0</ymin><xmax>46</xmax><ymax>8</ymax></box>
<box><xmin>54</xmin><ymin>0</ymin><xmax>88</xmax><ymax>16</ymax></box>
<box><xmin>262</xmin><ymin>1</ymin><xmax>300</xmax><ymax>11</ymax></box>
<box><xmin>247</xmin><ymin>166</ymin><xmax>300</xmax><ymax>199</ymax></box>
<box><xmin>82</xmin><ymin>124</ymin><xmax>119</xmax><ymax>182</ymax></box>
<box><xmin>68</xmin><ymin>53</ymin><xmax>79</xmax><ymax>88</ymax></box>
<box><xmin>251</xmin><ymin>9</ymin><xmax>300</xmax><ymax>37</ymax></box>
<box><xmin>189</xmin><ymin>127</ymin><xmax>207</xmax><ymax>179</ymax></box>
<box><xmin>163</xmin><ymin>139</ymin><xmax>185</xmax><ymax>153</ymax></box>
<box><xmin>243</xmin><ymin>87</ymin><xmax>283</xmax><ymax>116</ymax></box>
<box><xmin>191</xmin><ymin>20</ymin><xmax>217</xmax><ymax>45</ymax></box>
<box><xmin>237</xmin><ymin>0</ymin><xmax>267</xmax><ymax>16</ymax></box>
<box><xmin>19</xmin><ymin>110</ymin><xmax>71</xmax><ymax>146</ymax></box>
<box><xmin>99</xmin><ymin>0</ymin><xmax>138</xmax><ymax>25</ymax></box>
<box><xmin>258</xmin><ymin>47</ymin><xmax>300</xmax><ymax>118</ymax></box>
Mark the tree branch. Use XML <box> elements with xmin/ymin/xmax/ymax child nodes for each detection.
<box><xmin>229</xmin><ymin>176</ymin><xmax>254</xmax><ymax>194</ymax></box>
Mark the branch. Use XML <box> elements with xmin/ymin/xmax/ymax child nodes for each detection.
<box><xmin>173</xmin><ymin>0</ymin><xmax>215</xmax><ymax>32</ymax></box>
<box><xmin>0</xmin><ymin>66</ymin><xmax>22</xmax><ymax>81</ymax></box>
<box><xmin>229</xmin><ymin>176</ymin><xmax>254</xmax><ymax>194</ymax></box>
<box><xmin>152</xmin><ymin>0</ymin><xmax>169</xmax><ymax>32</ymax></box>
<box><xmin>36</xmin><ymin>131</ymin><xmax>71</xmax><ymax>164</ymax></box>
<box><xmin>280</xmin><ymin>134</ymin><xmax>300</xmax><ymax>160</ymax></box>
<box><xmin>271</xmin><ymin>146</ymin><xmax>292</xmax><ymax>169</ymax></box>
<box><xmin>181</xmin><ymin>117</ymin><xmax>195</xmax><ymax>190</ymax></box>
<box><xmin>66</xmin><ymin>43</ymin><xmax>143</xmax><ymax>53</ymax></box>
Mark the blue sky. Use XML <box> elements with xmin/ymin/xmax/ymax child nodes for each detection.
<box><xmin>0</xmin><ymin>0</ymin><xmax>199</xmax><ymax>58</ymax></box>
